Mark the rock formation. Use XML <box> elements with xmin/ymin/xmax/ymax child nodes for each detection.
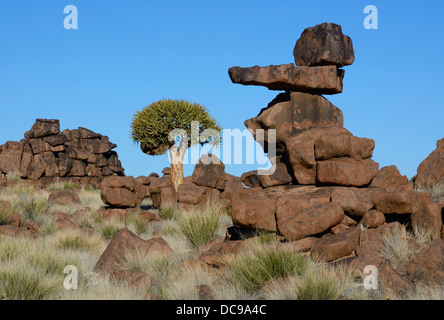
<box><xmin>226</xmin><ymin>22</ymin><xmax>443</xmax><ymax>264</ymax></box>
<box><xmin>0</xmin><ymin>119</ymin><xmax>125</xmax><ymax>188</ymax></box>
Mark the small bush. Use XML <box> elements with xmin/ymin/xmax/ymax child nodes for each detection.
<box><xmin>0</xmin><ymin>205</ymin><xmax>13</xmax><ymax>226</ymax></box>
<box><xmin>55</xmin><ymin>231</ymin><xmax>102</xmax><ymax>252</ymax></box>
<box><xmin>0</xmin><ymin>268</ymin><xmax>59</xmax><ymax>300</ymax></box>
<box><xmin>229</xmin><ymin>246</ymin><xmax>308</xmax><ymax>293</ymax></box>
<box><xmin>178</xmin><ymin>206</ymin><xmax>220</xmax><ymax>248</ymax></box>
<box><xmin>160</xmin><ymin>204</ymin><xmax>178</xmax><ymax>220</ymax></box>
<box><xmin>126</xmin><ymin>210</ymin><xmax>147</xmax><ymax>235</ymax></box>
<box><xmin>5</xmin><ymin>171</ymin><xmax>20</xmax><ymax>182</ymax></box>
<box><xmin>383</xmin><ymin>226</ymin><xmax>418</xmax><ymax>268</ymax></box>
<box><xmin>295</xmin><ymin>271</ymin><xmax>340</xmax><ymax>300</ymax></box>
<box><xmin>100</xmin><ymin>224</ymin><xmax>121</xmax><ymax>240</ymax></box>
<box><xmin>15</xmin><ymin>194</ymin><xmax>50</xmax><ymax>224</ymax></box>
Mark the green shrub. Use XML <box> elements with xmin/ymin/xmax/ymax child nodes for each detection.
<box><xmin>15</xmin><ymin>194</ymin><xmax>50</xmax><ymax>224</ymax></box>
<box><xmin>160</xmin><ymin>205</ymin><xmax>178</xmax><ymax>220</ymax></box>
<box><xmin>0</xmin><ymin>268</ymin><xmax>59</xmax><ymax>300</ymax></box>
<box><xmin>229</xmin><ymin>246</ymin><xmax>308</xmax><ymax>293</ymax></box>
<box><xmin>178</xmin><ymin>206</ymin><xmax>220</xmax><ymax>248</ymax></box>
<box><xmin>0</xmin><ymin>205</ymin><xmax>13</xmax><ymax>226</ymax></box>
<box><xmin>126</xmin><ymin>211</ymin><xmax>147</xmax><ymax>235</ymax></box>
<box><xmin>295</xmin><ymin>272</ymin><xmax>340</xmax><ymax>300</ymax></box>
<box><xmin>100</xmin><ymin>224</ymin><xmax>121</xmax><ymax>240</ymax></box>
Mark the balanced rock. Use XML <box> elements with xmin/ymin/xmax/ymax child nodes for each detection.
<box><xmin>228</xmin><ymin>64</ymin><xmax>344</xmax><ymax>94</ymax></box>
<box><xmin>245</xmin><ymin>92</ymin><xmax>343</xmax><ymax>153</ymax></box>
<box><xmin>293</xmin><ymin>22</ymin><xmax>355</xmax><ymax>68</ymax></box>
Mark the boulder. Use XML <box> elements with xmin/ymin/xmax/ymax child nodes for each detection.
<box><xmin>192</xmin><ymin>154</ymin><xmax>226</xmax><ymax>190</ymax></box>
<box><xmin>293</xmin><ymin>22</ymin><xmax>355</xmax><ymax>67</ymax></box>
<box><xmin>199</xmin><ymin>240</ymin><xmax>245</xmax><ymax>269</ymax></box>
<box><xmin>411</xmin><ymin>202</ymin><xmax>442</xmax><ymax>240</ymax></box>
<box><xmin>231</xmin><ymin>188</ymin><xmax>277</xmax><ymax>232</ymax></box>
<box><xmin>240</xmin><ymin>170</ymin><xmax>261</xmax><ymax>188</ymax></box>
<box><xmin>284</xmin><ymin>127</ymin><xmax>351</xmax><ymax>185</ymax></box>
<box><xmin>0</xmin><ymin>149</ymin><xmax>22</xmax><ymax>174</ymax></box>
<box><xmin>228</xmin><ymin>64</ymin><xmax>344</xmax><ymax>94</ymax></box>
<box><xmin>94</xmin><ymin>228</ymin><xmax>172</xmax><ymax>274</ymax></box>
<box><xmin>405</xmin><ymin>239</ymin><xmax>444</xmax><ymax>285</ymax></box>
<box><xmin>316</xmin><ymin>158</ymin><xmax>379</xmax><ymax>187</ymax></box>
<box><xmin>370</xmin><ymin>165</ymin><xmax>413</xmax><ymax>192</ymax></box>
<box><xmin>259</xmin><ymin>157</ymin><xmax>293</xmax><ymax>188</ymax></box>
<box><xmin>372</xmin><ymin>190</ymin><xmax>434</xmax><ymax>215</ymax></box>
<box><xmin>245</xmin><ymin>92</ymin><xmax>343</xmax><ymax>153</ymax></box>
<box><xmin>414</xmin><ymin>137</ymin><xmax>444</xmax><ymax>198</ymax></box>
<box><xmin>361</xmin><ymin>210</ymin><xmax>386</xmax><ymax>228</ymax></box>
<box><xmin>51</xmin><ymin>212</ymin><xmax>79</xmax><ymax>230</ymax></box>
<box><xmin>379</xmin><ymin>262</ymin><xmax>414</xmax><ymax>297</ymax></box>
<box><xmin>177</xmin><ymin>183</ymin><xmax>221</xmax><ymax>211</ymax></box>
<box><xmin>47</xmin><ymin>191</ymin><xmax>82</xmax><ymax>206</ymax></box>
<box><xmin>24</xmin><ymin>119</ymin><xmax>60</xmax><ymax>139</ymax></box>
<box><xmin>314</xmin><ymin>133</ymin><xmax>375</xmax><ymax>161</ymax></box>
<box><xmin>311</xmin><ymin>227</ymin><xmax>360</xmax><ymax>262</ymax></box>
<box><xmin>277</xmin><ymin>202</ymin><xmax>344</xmax><ymax>241</ymax></box>
<box><xmin>100</xmin><ymin>176</ymin><xmax>138</xmax><ymax>208</ymax></box>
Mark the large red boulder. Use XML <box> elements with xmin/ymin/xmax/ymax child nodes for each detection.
<box><xmin>311</xmin><ymin>227</ymin><xmax>360</xmax><ymax>262</ymax></box>
<box><xmin>284</xmin><ymin>126</ymin><xmax>351</xmax><ymax>185</ymax></box>
<box><xmin>293</xmin><ymin>22</ymin><xmax>355</xmax><ymax>68</ymax></box>
<box><xmin>316</xmin><ymin>158</ymin><xmax>379</xmax><ymax>187</ymax></box>
<box><xmin>100</xmin><ymin>176</ymin><xmax>137</xmax><ymax>208</ymax></box>
<box><xmin>192</xmin><ymin>154</ymin><xmax>226</xmax><ymax>190</ymax></box>
<box><xmin>405</xmin><ymin>239</ymin><xmax>444</xmax><ymax>285</ymax></box>
<box><xmin>370</xmin><ymin>165</ymin><xmax>413</xmax><ymax>192</ymax></box>
<box><xmin>414</xmin><ymin>138</ymin><xmax>444</xmax><ymax>199</ymax></box>
<box><xmin>278</xmin><ymin>202</ymin><xmax>344</xmax><ymax>241</ymax></box>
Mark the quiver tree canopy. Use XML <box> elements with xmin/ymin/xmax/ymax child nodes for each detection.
<box><xmin>131</xmin><ymin>99</ymin><xmax>222</xmax><ymax>190</ymax></box>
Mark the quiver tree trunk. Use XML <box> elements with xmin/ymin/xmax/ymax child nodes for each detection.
<box><xmin>169</xmin><ymin>145</ymin><xmax>186</xmax><ymax>192</ymax></box>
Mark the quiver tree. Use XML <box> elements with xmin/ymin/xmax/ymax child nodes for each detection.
<box><xmin>131</xmin><ymin>99</ymin><xmax>222</xmax><ymax>191</ymax></box>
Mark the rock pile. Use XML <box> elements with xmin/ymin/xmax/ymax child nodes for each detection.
<box><xmin>226</xmin><ymin>22</ymin><xmax>443</xmax><ymax>264</ymax></box>
<box><xmin>0</xmin><ymin>119</ymin><xmax>125</xmax><ymax>188</ymax></box>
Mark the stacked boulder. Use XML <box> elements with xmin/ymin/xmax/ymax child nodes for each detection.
<box><xmin>228</xmin><ymin>22</ymin><xmax>443</xmax><ymax>263</ymax></box>
<box><xmin>176</xmin><ymin>154</ymin><xmax>244</xmax><ymax>212</ymax></box>
<box><xmin>0</xmin><ymin>119</ymin><xmax>125</xmax><ymax>188</ymax></box>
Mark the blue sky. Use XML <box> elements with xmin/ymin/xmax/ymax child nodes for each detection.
<box><xmin>0</xmin><ymin>0</ymin><xmax>443</xmax><ymax>179</ymax></box>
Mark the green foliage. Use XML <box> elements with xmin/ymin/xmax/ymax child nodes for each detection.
<box><xmin>131</xmin><ymin>99</ymin><xmax>222</xmax><ymax>156</ymax></box>
<box><xmin>229</xmin><ymin>247</ymin><xmax>308</xmax><ymax>293</ymax></box>
<box><xmin>160</xmin><ymin>204</ymin><xmax>178</xmax><ymax>220</ymax></box>
<box><xmin>295</xmin><ymin>271</ymin><xmax>341</xmax><ymax>300</ymax></box>
<box><xmin>0</xmin><ymin>205</ymin><xmax>13</xmax><ymax>226</ymax></box>
<box><xmin>15</xmin><ymin>194</ymin><xmax>51</xmax><ymax>225</ymax></box>
<box><xmin>0</xmin><ymin>268</ymin><xmax>59</xmax><ymax>300</ymax></box>
<box><xmin>178</xmin><ymin>206</ymin><xmax>220</xmax><ymax>249</ymax></box>
<box><xmin>100</xmin><ymin>224</ymin><xmax>121</xmax><ymax>240</ymax></box>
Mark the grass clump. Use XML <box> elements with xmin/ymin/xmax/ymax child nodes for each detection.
<box><xmin>48</xmin><ymin>182</ymin><xmax>81</xmax><ymax>192</ymax></box>
<box><xmin>160</xmin><ymin>204</ymin><xmax>178</xmax><ymax>220</ymax></box>
<box><xmin>382</xmin><ymin>225</ymin><xmax>419</xmax><ymax>268</ymax></box>
<box><xmin>228</xmin><ymin>245</ymin><xmax>308</xmax><ymax>293</ymax></box>
<box><xmin>178</xmin><ymin>205</ymin><xmax>220</xmax><ymax>249</ymax></box>
<box><xmin>126</xmin><ymin>210</ymin><xmax>148</xmax><ymax>236</ymax></box>
<box><xmin>0</xmin><ymin>203</ymin><xmax>13</xmax><ymax>225</ymax></box>
<box><xmin>295</xmin><ymin>267</ymin><xmax>343</xmax><ymax>300</ymax></box>
<box><xmin>15</xmin><ymin>194</ymin><xmax>51</xmax><ymax>224</ymax></box>
<box><xmin>0</xmin><ymin>267</ymin><xmax>59</xmax><ymax>300</ymax></box>
<box><xmin>100</xmin><ymin>224</ymin><xmax>121</xmax><ymax>240</ymax></box>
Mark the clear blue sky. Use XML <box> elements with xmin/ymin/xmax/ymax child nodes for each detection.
<box><xmin>1</xmin><ymin>0</ymin><xmax>443</xmax><ymax>179</ymax></box>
